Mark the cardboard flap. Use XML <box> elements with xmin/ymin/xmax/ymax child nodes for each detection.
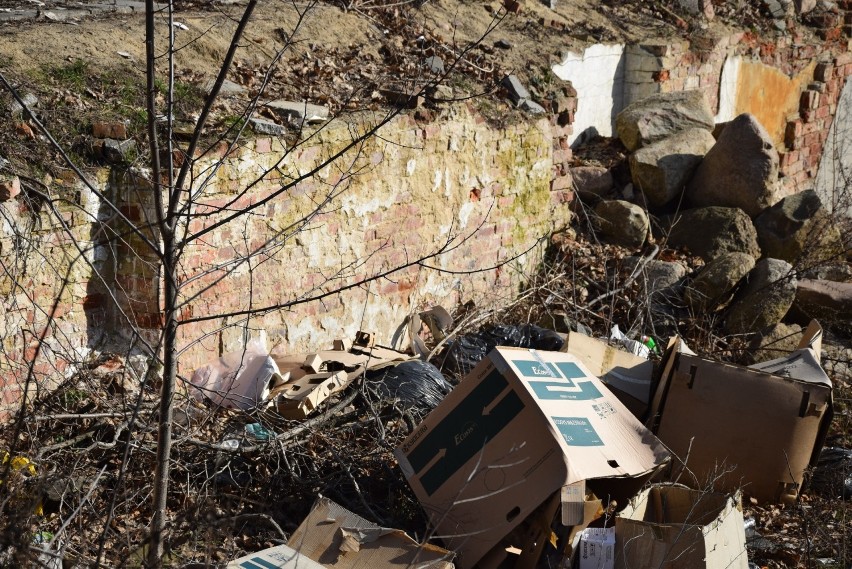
<box><xmin>750</xmin><ymin>348</ymin><xmax>832</xmax><ymax>389</ymax></box>
<box><xmin>288</xmin><ymin>497</ymin><xmax>454</xmax><ymax>569</ymax></box>
<box><xmin>496</xmin><ymin>348</ymin><xmax>669</xmax><ymax>484</ymax></box>
<box><xmin>227</xmin><ymin>544</ymin><xmax>326</xmax><ymax>569</ymax></box>
<box><xmin>797</xmin><ymin>320</ymin><xmax>823</xmax><ymax>357</ymax></box>
<box><xmin>561</xmin><ymin>333</ymin><xmax>654</xmax><ymax>403</ymax></box>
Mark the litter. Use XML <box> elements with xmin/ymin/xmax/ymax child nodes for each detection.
<box><xmin>811</xmin><ymin>446</ymin><xmax>852</xmax><ymax>500</ymax></box>
<box><xmin>439</xmin><ymin>323</ymin><xmax>565</xmax><ymax>375</ymax></box>
<box><xmin>189</xmin><ymin>336</ymin><xmax>285</xmax><ymax>410</ymax></box>
<box><xmin>647</xmin><ymin>320</ymin><xmax>833</xmax><ymax>503</ymax></box>
<box><xmin>366</xmin><ymin>359</ymin><xmax>453</xmax><ymax>413</ymax></box>
<box><xmin>560</xmin><ymin>331</ymin><xmax>654</xmax><ymax>420</ymax></box>
<box><xmin>396</xmin><ymin>347</ymin><xmax>669</xmax><ymax>569</ymax></box>
<box><xmin>609</xmin><ymin>324</ymin><xmax>650</xmax><ymax>358</ymax></box>
<box><xmin>578</xmin><ymin>527</ymin><xmax>615</xmax><ymax>569</ymax></box>
<box><xmin>614</xmin><ymin>484</ymin><xmax>748</xmax><ymax>569</ymax></box>
<box><xmin>283</xmin><ymin>496</ymin><xmax>454</xmax><ymax>569</ymax></box>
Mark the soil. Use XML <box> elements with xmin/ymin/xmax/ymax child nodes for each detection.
<box><xmin>0</xmin><ymin>0</ymin><xmax>790</xmax><ymax>177</ymax></box>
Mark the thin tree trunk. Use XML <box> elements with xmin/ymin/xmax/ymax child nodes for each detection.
<box><xmin>147</xmin><ymin>242</ymin><xmax>179</xmax><ymax>567</ymax></box>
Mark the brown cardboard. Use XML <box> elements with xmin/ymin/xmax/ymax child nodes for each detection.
<box><xmin>561</xmin><ymin>333</ymin><xmax>655</xmax><ymax>419</ymax></box>
<box><xmin>648</xmin><ymin>322</ymin><xmax>832</xmax><ymax>503</ymax></box>
<box><xmin>286</xmin><ymin>496</ymin><xmax>454</xmax><ymax>569</ymax></box>
<box><xmin>614</xmin><ymin>484</ymin><xmax>748</xmax><ymax>569</ymax></box>
<box><xmin>274</xmin><ymin>370</ymin><xmax>353</xmax><ymax>419</ymax></box>
<box><xmin>395</xmin><ymin>347</ymin><xmax>670</xmax><ymax>569</ymax></box>
<box><xmin>227</xmin><ymin>543</ymin><xmax>327</xmax><ymax>569</ymax></box>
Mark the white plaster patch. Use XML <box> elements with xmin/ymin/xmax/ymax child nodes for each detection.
<box><xmin>716</xmin><ymin>55</ymin><xmax>741</xmax><ymax>123</ymax></box>
<box><xmin>432</xmin><ymin>169</ymin><xmax>443</xmax><ymax>192</ymax></box>
<box><xmin>552</xmin><ymin>43</ymin><xmax>626</xmax><ymax>145</ymax></box>
<box><xmin>458</xmin><ymin>201</ymin><xmax>476</xmax><ymax>229</ymax></box>
<box><xmin>443</xmin><ymin>167</ymin><xmax>454</xmax><ymax>197</ymax></box>
<box><xmin>340</xmin><ymin>190</ymin><xmax>397</xmax><ymax>218</ymax></box>
<box><xmin>406</xmin><ymin>159</ymin><xmax>416</xmax><ymax>176</ymax></box>
<box><xmin>816</xmin><ymin>78</ymin><xmax>852</xmax><ymax>216</ymax></box>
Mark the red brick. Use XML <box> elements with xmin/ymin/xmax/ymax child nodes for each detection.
<box><xmin>801</xmin><ymin>90</ymin><xmax>820</xmax><ymax>111</ymax></box>
<box><xmin>550</xmin><ymin>175</ymin><xmax>573</xmax><ymax>191</ymax></box>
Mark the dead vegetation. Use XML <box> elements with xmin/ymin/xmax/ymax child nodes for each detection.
<box><xmin>0</xmin><ymin>197</ymin><xmax>849</xmax><ymax>567</ymax></box>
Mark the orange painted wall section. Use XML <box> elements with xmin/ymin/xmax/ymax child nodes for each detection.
<box><xmin>735</xmin><ymin>60</ymin><xmax>816</xmax><ymax>146</ymax></box>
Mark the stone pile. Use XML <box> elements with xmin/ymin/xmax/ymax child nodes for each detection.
<box><xmin>578</xmin><ymin>89</ymin><xmax>851</xmax><ymax>346</ymax></box>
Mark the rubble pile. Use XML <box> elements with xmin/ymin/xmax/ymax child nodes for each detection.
<box><xmin>1</xmin><ymin>205</ymin><xmax>849</xmax><ymax>568</ymax></box>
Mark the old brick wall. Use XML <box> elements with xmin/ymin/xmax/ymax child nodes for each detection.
<box><xmin>616</xmin><ymin>21</ymin><xmax>852</xmax><ymax>196</ymax></box>
<box><xmin>0</xmin><ymin>173</ymin><xmax>106</xmax><ymax>419</ymax></box>
<box><xmin>168</xmin><ymin>104</ymin><xmax>567</xmax><ymax>373</ymax></box>
<box><xmin>4</xmin><ymin>21</ymin><xmax>852</xmax><ymax>415</ymax></box>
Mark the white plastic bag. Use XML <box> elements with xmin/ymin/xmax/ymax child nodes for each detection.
<box><xmin>189</xmin><ymin>337</ymin><xmax>284</xmax><ymax>409</ymax></box>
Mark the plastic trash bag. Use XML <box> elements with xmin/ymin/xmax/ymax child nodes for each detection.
<box><xmin>440</xmin><ymin>324</ymin><xmax>565</xmax><ymax>376</ymax></box>
<box><xmin>811</xmin><ymin>447</ymin><xmax>852</xmax><ymax>500</ymax></box>
<box><xmin>368</xmin><ymin>359</ymin><xmax>452</xmax><ymax>411</ymax></box>
<box><xmin>189</xmin><ymin>337</ymin><xmax>284</xmax><ymax>409</ymax></box>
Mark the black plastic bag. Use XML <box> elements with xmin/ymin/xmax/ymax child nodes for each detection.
<box><xmin>368</xmin><ymin>359</ymin><xmax>453</xmax><ymax>411</ymax></box>
<box><xmin>811</xmin><ymin>446</ymin><xmax>852</xmax><ymax>500</ymax></box>
<box><xmin>440</xmin><ymin>323</ymin><xmax>565</xmax><ymax>376</ymax></box>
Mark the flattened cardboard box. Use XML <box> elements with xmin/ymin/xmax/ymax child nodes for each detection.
<box><xmin>647</xmin><ymin>322</ymin><xmax>833</xmax><ymax>503</ymax></box>
<box><xmin>614</xmin><ymin>484</ymin><xmax>748</xmax><ymax>569</ymax></box>
<box><xmin>287</xmin><ymin>496</ymin><xmax>454</xmax><ymax>569</ymax></box>
<box><xmin>395</xmin><ymin>347</ymin><xmax>670</xmax><ymax>569</ymax></box>
<box><xmin>561</xmin><ymin>332</ymin><xmax>655</xmax><ymax>420</ymax></box>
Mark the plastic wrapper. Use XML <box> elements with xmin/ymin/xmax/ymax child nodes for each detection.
<box><xmin>439</xmin><ymin>323</ymin><xmax>565</xmax><ymax>376</ymax></box>
<box><xmin>367</xmin><ymin>359</ymin><xmax>452</xmax><ymax>411</ymax></box>
<box><xmin>811</xmin><ymin>447</ymin><xmax>852</xmax><ymax>500</ymax></box>
<box><xmin>189</xmin><ymin>337</ymin><xmax>284</xmax><ymax>409</ymax></box>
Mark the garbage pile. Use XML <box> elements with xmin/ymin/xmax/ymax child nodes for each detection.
<box><xmin>191</xmin><ymin>310</ymin><xmax>839</xmax><ymax>569</ymax></box>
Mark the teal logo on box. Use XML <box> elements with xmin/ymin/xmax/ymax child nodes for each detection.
<box><xmin>553</xmin><ymin>417</ymin><xmax>604</xmax><ymax>446</ymax></box>
<box><xmin>514</xmin><ymin>360</ymin><xmax>559</xmax><ymax>378</ymax></box>
<box><xmin>513</xmin><ymin>359</ymin><xmax>602</xmax><ymax>401</ymax></box>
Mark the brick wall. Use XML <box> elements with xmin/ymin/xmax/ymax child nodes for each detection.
<box><xmin>3</xmin><ymin>19</ymin><xmax>852</xmax><ymax>416</ymax></box>
<box><xmin>145</xmin><ymin>104</ymin><xmax>566</xmax><ymax>374</ymax></box>
<box><xmin>0</xmin><ymin>173</ymin><xmax>105</xmax><ymax>420</ymax></box>
<box><xmin>605</xmin><ymin>20</ymin><xmax>852</xmax><ymax>196</ymax></box>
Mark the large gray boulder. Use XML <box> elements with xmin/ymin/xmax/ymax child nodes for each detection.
<box><xmin>725</xmin><ymin>258</ymin><xmax>797</xmax><ymax>334</ymax></box>
<box><xmin>686</xmin><ymin>113</ymin><xmax>781</xmax><ymax>217</ymax></box>
<box><xmin>754</xmin><ymin>189</ymin><xmax>842</xmax><ymax>263</ymax></box>
<box><xmin>746</xmin><ymin>322</ymin><xmax>804</xmax><ymax>364</ymax></box>
<box><xmin>665</xmin><ymin>207</ymin><xmax>761</xmax><ymax>262</ymax></box>
<box><xmin>630</xmin><ymin>128</ymin><xmax>716</xmax><ymax>207</ymax></box>
<box><xmin>594</xmin><ymin>200</ymin><xmax>649</xmax><ymax>248</ymax></box>
<box><xmin>684</xmin><ymin>251</ymin><xmax>755</xmax><ymax>311</ymax></box>
<box><xmin>571</xmin><ymin>166</ymin><xmax>614</xmax><ymax>197</ymax></box>
<box><xmin>616</xmin><ymin>90</ymin><xmax>715</xmax><ymax>152</ymax></box>
<box><xmin>793</xmin><ymin>279</ymin><xmax>852</xmax><ymax>322</ymax></box>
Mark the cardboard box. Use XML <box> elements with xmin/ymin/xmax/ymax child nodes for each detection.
<box><xmin>561</xmin><ymin>333</ymin><xmax>655</xmax><ymax>420</ymax></box>
<box><xmin>578</xmin><ymin>527</ymin><xmax>615</xmax><ymax>569</ymax></box>
<box><xmin>395</xmin><ymin>347</ymin><xmax>670</xmax><ymax>569</ymax></box>
<box><xmin>614</xmin><ymin>484</ymin><xmax>748</xmax><ymax>569</ymax></box>
<box><xmin>287</xmin><ymin>496</ymin><xmax>454</xmax><ymax>569</ymax></box>
<box><xmin>647</xmin><ymin>322</ymin><xmax>833</xmax><ymax>503</ymax></box>
<box><xmin>227</xmin><ymin>544</ymin><xmax>326</xmax><ymax>569</ymax></box>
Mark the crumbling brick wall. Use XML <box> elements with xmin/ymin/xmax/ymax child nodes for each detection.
<box><xmin>145</xmin><ymin>104</ymin><xmax>566</xmax><ymax>374</ymax></box>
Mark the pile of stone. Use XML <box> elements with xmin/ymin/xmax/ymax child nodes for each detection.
<box><xmin>574</xmin><ymin>89</ymin><xmax>851</xmax><ymax>349</ymax></box>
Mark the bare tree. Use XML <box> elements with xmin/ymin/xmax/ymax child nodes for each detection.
<box><xmin>0</xmin><ymin>0</ymin><xmax>515</xmax><ymax>565</ymax></box>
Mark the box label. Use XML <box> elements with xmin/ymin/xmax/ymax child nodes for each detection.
<box><xmin>514</xmin><ymin>359</ymin><xmax>602</xmax><ymax>401</ymax></box>
<box><xmin>552</xmin><ymin>417</ymin><xmax>604</xmax><ymax>446</ymax></box>
<box><xmin>404</xmin><ymin>369</ymin><xmax>525</xmax><ymax>495</ymax></box>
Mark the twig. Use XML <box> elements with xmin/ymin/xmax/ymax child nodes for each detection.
<box><xmin>48</xmin><ymin>465</ymin><xmax>108</xmax><ymax>549</ymax></box>
<box><xmin>586</xmin><ymin>244</ymin><xmax>660</xmax><ymax>310</ymax></box>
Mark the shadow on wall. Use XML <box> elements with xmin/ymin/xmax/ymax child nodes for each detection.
<box><xmin>85</xmin><ymin>168</ymin><xmax>162</xmax><ymax>355</ymax></box>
